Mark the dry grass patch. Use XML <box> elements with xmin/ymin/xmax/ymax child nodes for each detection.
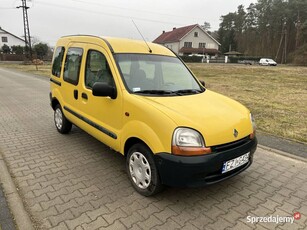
<box><xmin>188</xmin><ymin>63</ymin><xmax>307</xmax><ymax>143</ymax></box>
<box><xmin>0</xmin><ymin>63</ymin><xmax>51</xmax><ymax>77</ymax></box>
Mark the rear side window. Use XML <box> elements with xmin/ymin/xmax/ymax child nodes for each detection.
<box><xmin>63</xmin><ymin>48</ymin><xmax>83</xmax><ymax>85</ymax></box>
<box><xmin>51</xmin><ymin>47</ymin><xmax>65</xmax><ymax>77</ymax></box>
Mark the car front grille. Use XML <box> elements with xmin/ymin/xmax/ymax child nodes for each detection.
<box><xmin>211</xmin><ymin>136</ymin><xmax>252</xmax><ymax>153</ymax></box>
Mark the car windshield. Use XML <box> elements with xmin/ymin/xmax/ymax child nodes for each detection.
<box><xmin>115</xmin><ymin>54</ymin><xmax>204</xmax><ymax>96</ymax></box>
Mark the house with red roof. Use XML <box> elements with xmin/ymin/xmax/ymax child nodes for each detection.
<box><xmin>153</xmin><ymin>24</ymin><xmax>220</xmax><ymax>57</ymax></box>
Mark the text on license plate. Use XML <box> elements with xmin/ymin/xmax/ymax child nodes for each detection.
<box><xmin>222</xmin><ymin>152</ymin><xmax>250</xmax><ymax>174</ymax></box>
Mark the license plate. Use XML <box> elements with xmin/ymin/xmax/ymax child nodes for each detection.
<box><xmin>222</xmin><ymin>152</ymin><xmax>250</xmax><ymax>174</ymax></box>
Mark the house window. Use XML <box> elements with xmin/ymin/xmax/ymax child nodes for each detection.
<box><xmin>165</xmin><ymin>45</ymin><xmax>173</xmax><ymax>50</ymax></box>
<box><xmin>1</xmin><ymin>37</ymin><xmax>8</xmax><ymax>43</ymax></box>
<box><xmin>184</xmin><ymin>42</ymin><xmax>192</xmax><ymax>48</ymax></box>
<box><xmin>199</xmin><ymin>43</ymin><xmax>206</xmax><ymax>48</ymax></box>
<box><xmin>194</xmin><ymin>32</ymin><xmax>198</xmax><ymax>37</ymax></box>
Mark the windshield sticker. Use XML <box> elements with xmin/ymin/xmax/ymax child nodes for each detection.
<box><xmin>132</xmin><ymin>87</ymin><xmax>141</xmax><ymax>92</ymax></box>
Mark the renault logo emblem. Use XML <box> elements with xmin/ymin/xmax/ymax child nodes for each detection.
<box><xmin>233</xmin><ymin>129</ymin><xmax>239</xmax><ymax>138</ymax></box>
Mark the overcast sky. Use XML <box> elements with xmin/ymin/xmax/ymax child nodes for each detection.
<box><xmin>1</xmin><ymin>0</ymin><xmax>256</xmax><ymax>46</ymax></box>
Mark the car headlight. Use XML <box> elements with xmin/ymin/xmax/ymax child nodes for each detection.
<box><xmin>172</xmin><ymin>128</ymin><xmax>211</xmax><ymax>156</ymax></box>
<box><xmin>250</xmin><ymin>113</ymin><xmax>256</xmax><ymax>139</ymax></box>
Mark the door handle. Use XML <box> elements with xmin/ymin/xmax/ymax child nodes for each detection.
<box><xmin>82</xmin><ymin>93</ymin><xmax>88</xmax><ymax>100</ymax></box>
<box><xmin>74</xmin><ymin>89</ymin><xmax>78</xmax><ymax>100</ymax></box>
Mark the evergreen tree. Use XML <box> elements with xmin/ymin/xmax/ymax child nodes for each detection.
<box><xmin>218</xmin><ymin>0</ymin><xmax>307</xmax><ymax>64</ymax></box>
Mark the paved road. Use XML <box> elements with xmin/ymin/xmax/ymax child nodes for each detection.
<box><xmin>0</xmin><ymin>68</ymin><xmax>306</xmax><ymax>230</ymax></box>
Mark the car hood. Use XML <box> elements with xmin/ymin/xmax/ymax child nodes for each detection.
<box><xmin>140</xmin><ymin>90</ymin><xmax>253</xmax><ymax>146</ymax></box>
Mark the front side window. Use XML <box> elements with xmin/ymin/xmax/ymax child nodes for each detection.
<box><xmin>85</xmin><ymin>50</ymin><xmax>114</xmax><ymax>89</ymax></box>
<box><xmin>51</xmin><ymin>47</ymin><xmax>65</xmax><ymax>77</ymax></box>
<box><xmin>116</xmin><ymin>54</ymin><xmax>203</xmax><ymax>96</ymax></box>
<box><xmin>63</xmin><ymin>47</ymin><xmax>83</xmax><ymax>85</ymax></box>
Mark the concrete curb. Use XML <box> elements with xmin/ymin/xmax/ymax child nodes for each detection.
<box><xmin>0</xmin><ymin>152</ymin><xmax>34</xmax><ymax>230</ymax></box>
<box><xmin>258</xmin><ymin>144</ymin><xmax>307</xmax><ymax>163</ymax></box>
<box><xmin>257</xmin><ymin>131</ymin><xmax>307</xmax><ymax>159</ymax></box>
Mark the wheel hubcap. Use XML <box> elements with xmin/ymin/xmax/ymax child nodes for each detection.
<box><xmin>129</xmin><ymin>152</ymin><xmax>151</xmax><ymax>189</ymax></box>
<box><xmin>54</xmin><ymin>108</ymin><xmax>63</xmax><ymax>130</ymax></box>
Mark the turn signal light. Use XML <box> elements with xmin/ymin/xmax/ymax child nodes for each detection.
<box><xmin>172</xmin><ymin>146</ymin><xmax>212</xmax><ymax>156</ymax></box>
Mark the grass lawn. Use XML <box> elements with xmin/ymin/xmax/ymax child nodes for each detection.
<box><xmin>1</xmin><ymin>62</ymin><xmax>306</xmax><ymax>143</ymax></box>
<box><xmin>0</xmin><ymin>62</ymin><xmax>51</xmax><ymax>77</ymax></box>
<box><xmin>188</xmin><ymin>63</ymin><xmax>307</xmax><ymax>143</ymax></box>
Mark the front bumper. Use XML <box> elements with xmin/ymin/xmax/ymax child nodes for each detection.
<box><xmin>154</xmin><ymin>136</ymin><xmax>257</xmax><ymax>187</ymax></box>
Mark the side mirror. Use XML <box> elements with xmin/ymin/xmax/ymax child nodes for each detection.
<box><xmin>92</xmin><ymin>82</ymin><xmax>117</xmax><ymax>99</ymax></box>
<box><xmin>200</xmin><ymin>80</ymin><xmax>206</xmax><ymax>87</ymax></box>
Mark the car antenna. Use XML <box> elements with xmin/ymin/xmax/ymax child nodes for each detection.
<box><xmin>132</xmin><ymin>20</ymin><xmax>152</xmax><ymax>53</ymax></box>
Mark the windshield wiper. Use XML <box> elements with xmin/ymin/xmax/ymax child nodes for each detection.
<box><xmin>134</xmin><ymin>90</ymin><xmax>175</xmax><ymax>95</ymax></box>
<box><xmin>174</xmin><ymin>89</ymin><xmax>204</xmax><ymax>95</ymax></box>
<box><xmin>134</xmin><ymin>89</ymin><xmax>204</xmax><ymax>96</ymax></box>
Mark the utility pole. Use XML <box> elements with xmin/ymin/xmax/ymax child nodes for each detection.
<box><xmin>295</xmin><ymin>11</ymin><xmax>302</xmax><ymax>49</ymax></box>
<box><xmin>17</xmin><ymin>0</ymin><xmax>32</xmax><ymax>60</ymax></box>
<box><xmin>275</xmin><ymin>21</ymin><xmax>287</xmax><ymax>64</ymax></box>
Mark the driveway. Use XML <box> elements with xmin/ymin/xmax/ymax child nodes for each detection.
<box><xmin>0</xmin><ymin>68</ymin><xmax>306</xmax><ymax>230</ymax></box>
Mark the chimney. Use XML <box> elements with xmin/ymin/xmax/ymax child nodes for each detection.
<box><xmin>173</xmin><ymin>27</ymin><xmax>176</xmax><ymax>31</ymax></box>
<box><xmin>162</xmin><ymin>30</ymin><xmax>165</xmax><ymax>34</ymax></box>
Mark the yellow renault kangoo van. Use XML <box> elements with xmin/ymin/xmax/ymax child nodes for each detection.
<box><xmin>50</xmin><ymin>35</ymin><xmax>257</xmax><ymax>196</ymax></box>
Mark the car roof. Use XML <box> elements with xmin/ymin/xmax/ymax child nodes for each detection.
<box><xmin>57</xmin><ymin>35</ymin><xmax>176</xmax><ymax>57</ymax></box>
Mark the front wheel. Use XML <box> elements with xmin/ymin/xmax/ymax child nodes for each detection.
<box><xmin>126</xmin><ymin>143</ymin><xmax>163</xmax><ymax>196</ymax></box>
<box><xmin>54</xmin><ymin>104</ymin><xmax>72</xmax><ymax>134</ymax></box>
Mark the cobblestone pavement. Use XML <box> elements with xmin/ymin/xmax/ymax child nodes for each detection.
<box><xmin>0</xmin><ymin>68</ymin><xmax>306</xmax><ymax>230</ymax></box>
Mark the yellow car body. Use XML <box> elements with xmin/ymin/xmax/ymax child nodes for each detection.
<box><xmin>50</xmin><ymin>35</ymin><xmax>257</xmax><ymax>195</ymax></box>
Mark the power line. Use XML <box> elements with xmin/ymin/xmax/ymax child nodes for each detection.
<box><xmin>71</xmin><ymin>0</ymin><xmax>205</xmax><ymax>22</ymax></box>
<box><xmin>34</xmin><ymin>1</ymin><xmax>187</xmax><ymax>26</ymax></box>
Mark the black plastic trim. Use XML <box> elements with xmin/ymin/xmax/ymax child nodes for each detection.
<box><xmin>82</xmin><ymin>93</ymin><xmax>88</xmax><ymax>100</ymax></box>
<box><xmin>50</xmin><ymin>78</ymin><xmax>61</xmax><ymax>86</ymax></box>
<box><xmin>100</xmin><ymin>38</ymin><xmax>114</xmax><ymax>53</ymax></box>
<box><xmin>49</xmin><ymin>92</ymin><xmax>53</xmax><ymax>107</ymax></box>
<box><xmin>154</xmin><ymin>137</ymin><xmax>257</xmax><ymax>187</ymax></box>
<box><xmin>211</xmin><ymin>136</ymin><xmax>251</xmax><ymax>153</ymax></box>
<box><xmin>63</xmin><ymin>106</ymin><xmax>117</xmax><ymax>139</ymax></box>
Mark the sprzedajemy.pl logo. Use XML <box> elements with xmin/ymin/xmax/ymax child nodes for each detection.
<box><xmin>247</xmin><ymin>212</ymin><xmax>301</xmax><ymax>224</ymax></box>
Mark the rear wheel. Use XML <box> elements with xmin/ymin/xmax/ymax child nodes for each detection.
<box><xmin>54</xmin><ymin>104</ymin><xmax>72</xmax><ymax>134</ymax></box>
<box><xmin>126</xmin><ymin>143</ymin><xmax>163</xmax><ymax>196</ymax></box>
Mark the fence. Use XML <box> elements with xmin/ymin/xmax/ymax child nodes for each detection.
<box><xmin>0</xmin><ymin>54</ymin><xmax>25</xmax><ymax>61</ymax></box>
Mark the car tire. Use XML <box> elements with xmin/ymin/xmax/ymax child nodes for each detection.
<box><xmin>54</xmin><ymin>104</ymin><xmax>72</xmax><ymax>134</ymax></box>
<box><xmin>126</xmin><ymin>143</ymin><xmax>163</xmax><ymax>196</ymax></box>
